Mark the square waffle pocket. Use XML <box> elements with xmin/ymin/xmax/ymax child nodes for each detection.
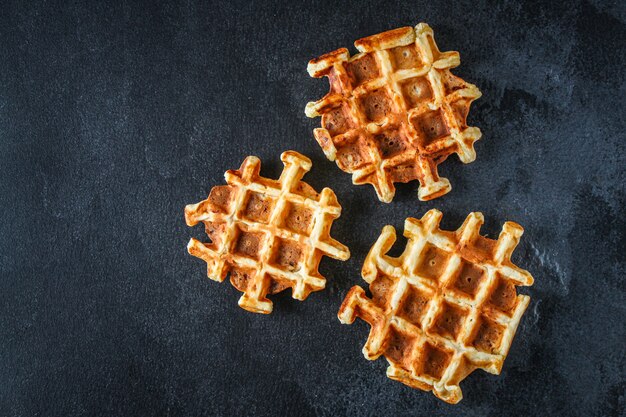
<box><xmin>185</xmin><ymin>151</ymin><xmax>350</xmax><ymax>314</ymax></box>
<box><xmin>338</xmin><ymin>209</ymin><xmax>534</xmax><ymax>403</ymax></box>
<box><xmin>306</xmin><ymin>23</ymin><xmax>482</xmax><ymax>202</ymax></box>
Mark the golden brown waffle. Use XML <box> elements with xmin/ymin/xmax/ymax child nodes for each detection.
<box><xmin>338</xmin><ymin>209</ymin><xmax>534</xmax><ymax>403</ymax></box>
<box><xmin>305</xmin><ymin>24</ymin><xmax>482</xmax><ymax>203</ymax></box>
<box><xmin>185</xmin><ymin>151</ymin><xmax>350</xmax><ymax>314</ymax></box>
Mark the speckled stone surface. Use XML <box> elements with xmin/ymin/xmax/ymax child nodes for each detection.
<box><xmin>0</xmin><ymin>1</ymin><xmax>624</xmax><ymax>416</ymax></box>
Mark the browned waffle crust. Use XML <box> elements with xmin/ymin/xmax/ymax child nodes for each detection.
<box><xmin>306</xmin><ymin>24</ymin><xmax>482</xmax><ymax>202</ymax></box>
<box><xmin>185</xmin><ymin>151</ymin><xmax>350</xmax><ymax>314</ymax></box>
<box><xmin>338</xmin><ymin>209</ymin><xmax>534</xmax><ymax>403</ymax></box>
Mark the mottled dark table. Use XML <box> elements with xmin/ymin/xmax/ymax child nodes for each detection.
<box><xmin>1</xmin><ymin>1</ymin><xmax>624</xmax><ymax>416</ymax></box>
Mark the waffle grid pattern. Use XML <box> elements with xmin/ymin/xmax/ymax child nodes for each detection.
<box><xmin>306</xmin><ymin>23</ymin><xmax>482</xmax><ymax>202</ymax></box>
<box><xmin>185</xmin><ymin>151</ymin><xmax>350</xmax><ymax>314</ymax></box>
<box><xmin>338</xmin><ymin>209</ymin><xmax>534</xmax><ymax>403</ymax></box>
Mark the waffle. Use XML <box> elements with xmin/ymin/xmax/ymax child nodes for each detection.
<box><xmin>338</xmin><ymin>209</ymin><xmax>534</xmax><ymax>403</ymax></box>
<box><xmin>305</xmin><ymin>23</ymin><xmax>482</xmax><ymax>203</ymax></box>
<box><xmin>185</xmin><ymin>151</ymin><xmax>350</xmax><ymax>314</ymax></box>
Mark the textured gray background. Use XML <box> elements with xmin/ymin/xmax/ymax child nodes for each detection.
<box><xmin>1</xmin><ymin>0</ymin><xmax>624</xmax><ymax>416</ymax></box>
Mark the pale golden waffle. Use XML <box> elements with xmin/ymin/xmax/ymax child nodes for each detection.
<box><xmin>305</xmin><ymin>23</ymin><xmax>482</xmax><ymax>203</ymax></box>
<box><xmin>185</xmin><ymin>151</ymin><xmax>350</xmax><ymax>314</ymax></box>
<box><xmin>338</xmin><ymin>209</ymin><xmax>534</xmax><ymax>403</ymax></box>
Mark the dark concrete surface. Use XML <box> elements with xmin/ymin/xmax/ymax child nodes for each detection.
<box><xmin>0</xmin><ymin>1</ymin><xmax>624</xmax><ymax>416</ymax></box>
